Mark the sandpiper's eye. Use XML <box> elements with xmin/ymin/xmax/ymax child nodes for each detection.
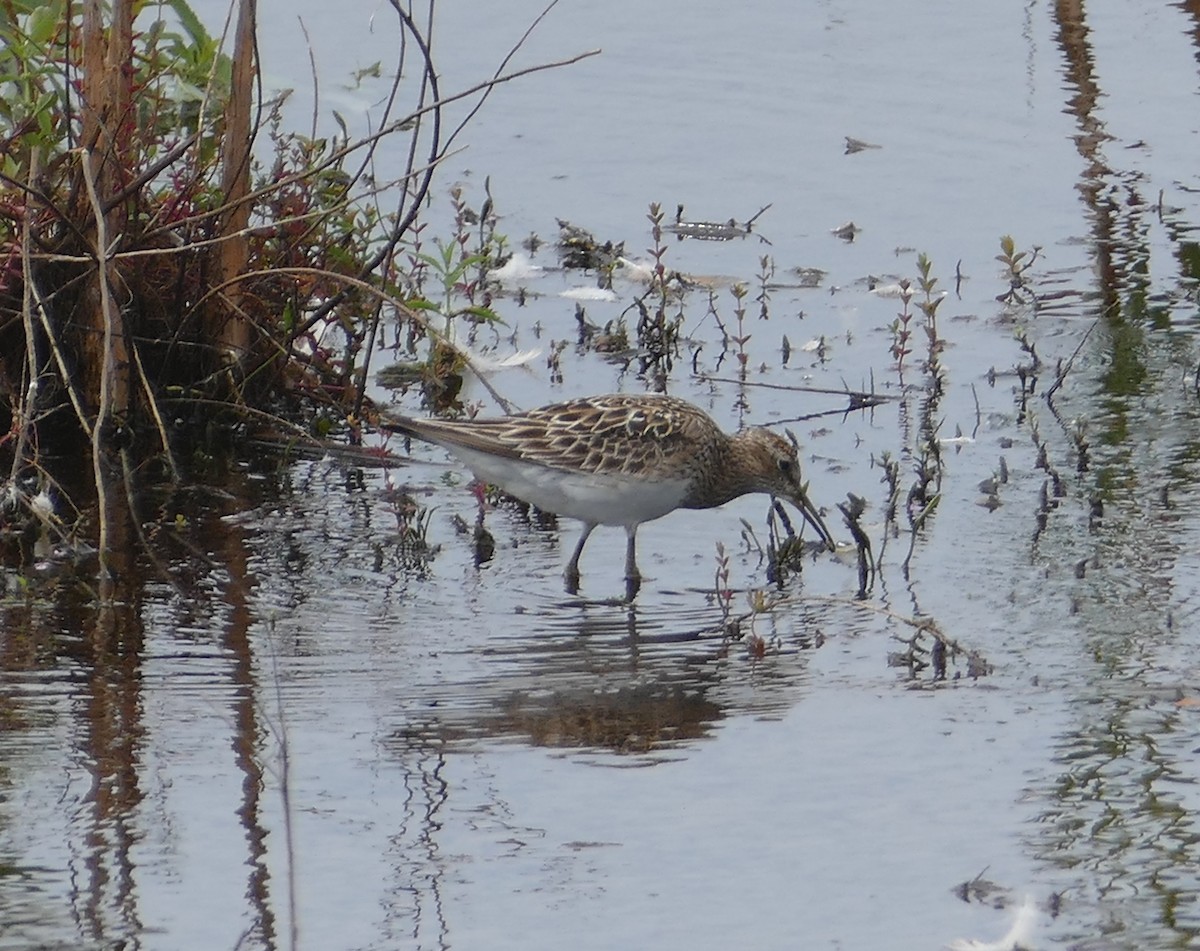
<box><xmin>777</xmin><ymin>457</ymin><xmax>794</xmax><ymax>476</ymax></box>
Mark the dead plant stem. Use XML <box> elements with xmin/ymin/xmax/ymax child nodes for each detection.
<box><xmin>130</xmin><ymin>342</ymin><xmax>181</xmax><ymax>481</ymax></box>
<box><xmin>13</xmin><ymin>147</ymin><xmax>42</xmax><ymax>484</ymax></box>
<box><xmin>441</xmin><ymin>0</ymin><xmax>565</xmax><ymax>153</ymax></box>
<box><xmin>79</xmin><ymin>149</ymin><xmax>120</xmax><ymax>577</ymax></box>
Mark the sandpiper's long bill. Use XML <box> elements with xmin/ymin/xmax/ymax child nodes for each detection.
<box><xmin>382</xmin><ymin>393</ymin><xmax>834</xmax><ymax>596</ymax></box>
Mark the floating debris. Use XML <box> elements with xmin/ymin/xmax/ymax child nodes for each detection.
<box><xmin>939</xmin><ymin>426</ymin><xmax>975</xmax><ymax>446</ymax></box>
<box><xmin>560</xmin><ymin>286</ymin><xmax>618</xmax><ymax>302</ymax></box>
<box><xmin>556</xmin><ymin>218</ymin><xmax>624</xmax><ymax>270</ymax></box>
<box><xmin>947</xmin><ymin>896</ymin><xmax>1039</xmax><ymax>951</ymax></box>
<box><xmin>831</xmin><ymin>220</ymin><xmax>861</xmax><ymax>241</ymax></box>
<box><xmin>615</xmin><ymin>256</ymin><xmax>656</xmax><ymax>282</ymax></box>
<box><xmin>487</xmin><ymin>251</ymin><xmax>543</xmax><ymax>284</ymax></box>
<box><xmin>791</xmin><ymin>266</ymin><xmax>827</xmax><ymax>288</ymax></box>
<box><xmin>844</xmin><ymin>135</ymin><xmax>882</xmax><ymax>154</ymax></box>
<box><xmin>667</xmin><ymin>203</ymin><xmax>772</xmax><ymax>242</ymax></box>
<box><xmin>868</xmin><ymin>277</ymin><xmax>912</xmax><ymax>298</ymax></box>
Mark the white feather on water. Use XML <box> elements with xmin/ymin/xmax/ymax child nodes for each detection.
<box><xmin>946</xmin><ymin>897</ymin><xmax>1039</xmax><ymax>951</ymax></box>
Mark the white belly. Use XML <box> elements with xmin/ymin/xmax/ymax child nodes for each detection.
<box><xmin>445</xmin><ymin>445</ymin><xmax>689</xmax><ymax>527</ymax></box>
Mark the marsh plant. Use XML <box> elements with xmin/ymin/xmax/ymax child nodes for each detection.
<box><xmin>995</xmin><ymin>234</ymin><xmax>1042</xmax><ymax>306</ymax></box>
<box><xmin>390</xmin><ymin>184</ymin><xmax>506</xmax><ymax>409</ymax></box>
<box><xmin>755</xmin><ymin>254</ymin><xmax>774</xmax><ymax>321</ymax></box>
<box><xmin>914</xmin><ymin>252</ymin><xmax>946</xmax><ymax>399</ymax></box>
<box><xmin>0</xmin><ymin>0</ymin><xmax>589</xmax><ymax>579</ymax></box>
<box><xmin>888</xmin><ymin>280</ymin><xmax>916</xmax><ymax>380</ymax></box>
<box><xmin>632</xmin><ymin>203</ymin><xmax>683</xmax><ymax>384</ymax></box>
<box><xmin>713</xmin><ymin>540</ymin><xmax>735</xmax><ymax>632</ymax></box>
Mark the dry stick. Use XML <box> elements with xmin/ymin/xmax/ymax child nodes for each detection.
<box><xmin>13</xmin><ymin>147</ymin><xmax>43</xmax><ymax>485</ymax></box>
<box><xmin>352</xmin><ymin>0</ymin><xmax>568</xmax><ymax>420</ymax></box>
<box><xmin>342</xmin><ymin>19</ymin><xmax>406</xmax><ymax>196</ymax></box>
<box><xmin>273</xmin><ymin>16</ymin><xmax>341</xmax><ymax>261</ymax></box>
<box><xmin>17</xmin><ymin>154</ymin><xmax>94</xmax><ymax>440</ymax></box>
<box><xmin>28</xmin><ymin>271</ymin><xmax>93</xmax><ymax>435</ymax></box>
<box><xmin>79</xmin><ymin>151</ymin><xmax>121</xmax><ymax>579</ymax></box>
<box><xmin>0</xmin><ymin>168</ymin><xmax>95</xmax><ymax>253</ymax></box>
<box><xmin>5</xmin><ymin>202</ymin><xmax>82</xmax><ymax>548</ymax></box>
<box><xmin>350</xmin><ymin>1</ymin><xmax>442</xmax><ymax>423</ymax></box>
<box><xmin>8</xmin><ymin>282</ymin><xmax>81</xmax><ymax>542</ymax></box>
<box><xmin>385</xmin><ymin>0</ymin><xmax>440</xmax><ymax>231</ymax></box>
<box><xmin>132</xmin><ymin>50</ymin><xmax>597</xmax><ymax>251</ymax></box>
<box><xmin>100</xmin><ymin>131</ymin><xmax>200</xmax><ymax>216</ymax></box>
<box><xmin>297</xmin><ymin>15</ymin><xmax>321</xmax><ymax>143</ymax></box>
<box><xmin>696</xmin><ymin>373</ymin><xmax>889</xmax><ymax>404</ymax></box>
<box><xmin>130</xmin><ymin>342</ymin><xmax>181</xmax><ymax>481</ymax></box>
<box><xmin>1044</xmin><ymin>317</ymin><xmax>1098</xmax><ymax>401</ymax></box>
<box><xmin>441</xmin><ymin>0</ymin><xmax>566</xmax><ymax>153</ymax></box>
<box><xmin>970</xmin><ymin>382</ymin><xmax>982</xmax><ymax>439</ymax></box>
<box><xmin>25</xmin><ymin>157</ymin><xmax>451</xmax><ymax>268</ymax></box>
<box><xmin>744</xmin><ymin>203</ymin><xmax>773</xmax><ymax>229</ymax></box>
<box><xmin>310</xmin><ymin>36</ymin><xmax>601</xmax><ymax>345</ymax></box>
<box><xmin>349</xmin><ymin>3</ymin><xmax>446</xmax><ymax>423</ymax></box>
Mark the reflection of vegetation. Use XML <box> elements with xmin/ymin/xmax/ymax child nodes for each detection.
<box><xmin>493</xmin><ymin>685</ymin><xmax>722</xmax><ymax>753</ymax></box>
<box><xmin>1099</xmin><ymin>316</ymin><xmax>1148</xmax><ymax>399</ymax></box>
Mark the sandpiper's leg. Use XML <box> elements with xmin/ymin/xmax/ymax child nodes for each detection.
<box><xmin>623</xmin><ymin>525</ymin><xmax>641</xmax><ymax>599</ymax></box>
<box><xmin>564</xmin><ymin>523</ymin><xmax>595</xmax><ymax>593</ymax></box>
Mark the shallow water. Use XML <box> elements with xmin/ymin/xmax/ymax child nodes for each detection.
<box><xmin>5</xmin><ymin>1</ymin><xmax>1200</xmax><ymax>949</ymax></box>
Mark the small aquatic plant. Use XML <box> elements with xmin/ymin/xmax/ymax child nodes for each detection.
<box><xmin>713</xmin><ymin>541</ymin><xmax>735</xmax><ymax>632</ymax></box>
<box><xmin>887</xmin><ymin>279</ymin><xmax>915</xmax><ymax>380</ymax></box>
<box><xmin>631</xmin><ymin>203</ymin><xmax>683</xmax><ymax>384</ymax></box>
<box><xmin>914</xmin><ymin>252</ymin><xmax>947</xmax><ymax>400</ymax></box>
<box><xmin>995</xmin><ymin>234</ymin><xmax>1042</xmax><ymax>306</ymax></box>
<box><xmin>755</xmin><ymin>255</ymin><xmax>774</xmax><ymax>321</ymax></box>
<box><xmin>837</xmin><ymin>493</ymin><xmax>874</xmax><ymax>599</ymax></box>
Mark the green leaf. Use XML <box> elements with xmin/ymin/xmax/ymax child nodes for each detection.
<box><xmin>27</xmin><ymin>4</ymin><xmax>59</xmax><ymax>45</ymax></box>
<box><xmin>462</xmin><ymin>306</ymin><xmax>502</xmax><ymax>324</ymax></box>
<box><xmin>164</xmin><ymin>0</ymin><xmax>213</xmax><ymax>50</ymax></box>
<box><xmin>456</xmin><ymin>253</ymin><xmax>487</xmax><ymax>270</ymax></box>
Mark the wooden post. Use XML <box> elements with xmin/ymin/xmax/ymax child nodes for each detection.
<box><xmin>78</xmin><ymin>0</ymin><xmax>133</xmax><ymax>426</ymax></box>
<box><xmin>213</xmin><ymin>0</ymin><xmax>258</xmax><ymax>365</ymax></box>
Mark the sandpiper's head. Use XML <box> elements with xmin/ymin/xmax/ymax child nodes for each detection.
<box><xmin>734</xmin><ymin>428</ymin><xmax>835</xmax><ymax>550</ymax></box>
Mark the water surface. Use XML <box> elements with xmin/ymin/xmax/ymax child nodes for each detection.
<box><xmin>4</xmin><ymin>1</ymin><xmax>1200</xmax><ymax>949</ymax></box>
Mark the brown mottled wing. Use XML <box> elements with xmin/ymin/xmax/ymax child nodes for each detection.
<box><xmin>515</xmin><ymin>395</ymin><xmax>722</xmax><ymax>477</ymax></box>
<box><xmin>385</xmin><ymin>395</ymin><xmax>723</xmax><ymax>478</ymax></box>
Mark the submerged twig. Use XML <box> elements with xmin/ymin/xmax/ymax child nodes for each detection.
<box><xmin>1044</xmin><ymin>317</ymin><xmax>1098</xmax><ymax>402</ymax></box>
<box><xmin>696</xmin><ymin>375</ymin><xmax>890</xmax><ymax>414</ymax></box>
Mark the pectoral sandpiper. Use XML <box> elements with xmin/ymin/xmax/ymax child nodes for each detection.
<box><xmin>382</xmin><ymin>393</ymin><xmax>834</xmax><ymax>596</ymax></box>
